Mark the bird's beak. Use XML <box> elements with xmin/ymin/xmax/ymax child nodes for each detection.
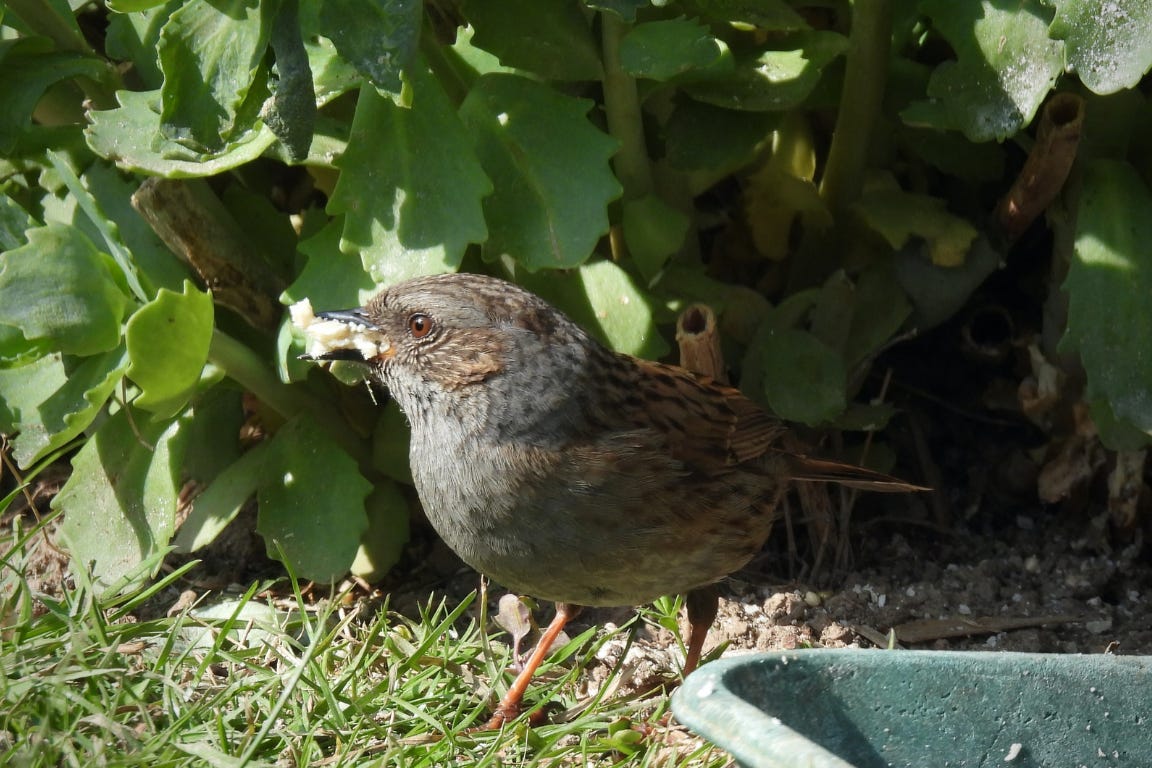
<box><xmin>294</xmin><ymin>304</ymin><xmax>393</xmax><ymax>363</ymax></box>
<box><xmin>315</xmin><ymin>308</ymin><xmax>379</xmax><ymax>328</ymax></box>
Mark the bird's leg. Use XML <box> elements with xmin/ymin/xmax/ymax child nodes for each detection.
<box><xmin>682</xmin><ymin>586</ymin><xmax>719</xmax><ymax>675</ymax></box>
<box><xmin>483</xmin><ymin>602</ymin><xmax>582</xmax><ymax>729</ymax></box>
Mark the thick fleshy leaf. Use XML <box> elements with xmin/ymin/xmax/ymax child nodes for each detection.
<box><xmin>372</xmin><ymin>400</ymin><xmax>412</xmax><ymax>484</ymax></box>
<box><xmin>0</xmin><ymin>39</ymin><xmax>114</xmax><ymax>154</ymax></box>
<box><xmin>513</xmin><ymin>259</ymin><xmax>669</xmax><ymax>359</ymax></box>
<box><xmin>319</xmin><ymin>0</ymin><xmax>420</xmax><ymax>95</ymax></box>
<box><xmin>287</xmin><ymin>218</ymin><xmax>380</xmax><ymax>309</ymax></box>
<box><xmin>460</xmin><ymin>74</ymin><xmax>620</xmax><ymax>271</ymax></box>
<box><xmin>256</xmin><ymin>414</ymin><xmax>372</xmax><ymax>581</ymax></box>
<box><xmin>126</xmin><ymin>281</ymin><xmax>214</xmax><ymax>418</ymax></box>
<box><xmin>0</xmin><ymin>348</ymin><xmax>129</xmax><ymax>468</ymax></box>
<box><xmin>81</xmin><ymin>161</ymin><xmax>190</xmax><ymax>293</ymax></box>
<box><xmin>1048</xmin><ymin>0</ymin><xmax>1152</xmax><ymax>95</ymax></box>
<box><xmin>682</xmin><ymin>0</ymin><xmax>809</xmax><ymax>30</ymax></box>
<box><xmin>853</xmin><ymin>189</ymin><xmax>978</xmax><ymax>267</ymax></box>
<box><xmin>622</xmin><ymin>194</ymin><xmax>690</xmax><ymax>282</ymax></box>
<box><xmin>86</xmin><ymin>89</ymin><xmax>278</xmax><ymax>177</ymax></box>
<box><xmin>898</xmin><ymin>126</ymin><xmax>1005</xmax><ymax>183</ymax></box>
<box><xmin>1060</xmin><ymin>160</ymin><xmax>1152</xmax><ymax>448</ymax></box>
<box><xmin>0</xmin><ymin>193</ymin><xmax>34</xmax><ymax>251</ymax></box>
<box><xmin>902</xmin><ymin>0</ymin><xmax>1063</xmax><ymax>141</ymax></box>
<box><xmin>108</xmin><ymin>0</ymin><xmax>170</xmax><ymax>9</ymax></box>
<box><xmin>584</xmin><ymin>0</ymin><xmax>650</xmax><ymax>22</ymax></box>
<box><xmin>158</xmin><ymin>0</ymin><xmax>277</xmax><ymax>150</ymax></box>
<box><xmin>752</xmin><ymin>325</ymin><xmax>846</xmax><ymax>425</ymax></box>
<box><xmin>0</xmin><ymin>224</ymin><xmax>127</xmax><ymax>356</ymax></box>
<box><xmin>55</xmin><ymin>408</ymin><xmax>188</xmax><ymax>593</ymax></box>
<box><xmin>683</xmin><ymin>32</ymin><xmax>848</xmax><ymax>111</ymax></box>
<box><xmin>843</xmin><ymin>265</ymin><xmax>912</xmax><ymax>367</ymax></box>
<box><xmin>262</xmin><ymin>0</ymin><xmax>315</xmax><ymax>161</ymax></box>
<box><xmin>619</xmin><ymin>18</ymin><xmax>731</xmax><ymax>82</ymax></box>
<box><xmin>350</xmin><ymin>482</ymin><xmax>410</xmax><ymax>580</ymax></box>
<box><xmin>173</xmin><ymin>438</ymin><xmax>268</xmax><ymax>553</ymax></box>
<box><xmin>463</xmin><ymin>0</ymin><xmax>603</xmax><ymax>81</ymax></box>
<box><xmin>328</xmin><ymin>73</ymin><xmax>491</xmax><ymax>286</ymax></box>
<box><xmin>664</xmin><ymin>97</ymin><xmax>777</xmax><ymax>174</ymax></box>
<box><xmin>180</xmin><ymin>386</ymin><xmax>244</xmax><ymax>483</ymax></box>
<box><xmin>104</xmin><ymin>4</ymin><xmax>171</xmax><ymax>89</ymax></box>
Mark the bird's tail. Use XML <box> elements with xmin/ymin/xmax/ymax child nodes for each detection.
<box><xmin>787</xmin><ymin>455</ymin><xmax>928</xmax><ymax>492</ymax></box>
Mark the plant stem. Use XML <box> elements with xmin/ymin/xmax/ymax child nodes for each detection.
<box><xmin>600</xmin><ymin>13</ymin><xmax>652</xmax><ymax>200</ymax></box>
<box><xmin>207</xmin><ymin>330</ymin><xmax>368</xmax><ymax>463</ymax></box>
<box><xmin>819</xmin><ymin>0</ymin><xmax>892</xmax><ymax>214</ymax></box>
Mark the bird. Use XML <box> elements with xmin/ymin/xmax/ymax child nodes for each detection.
<box><xmin>294</xmin><ymin>271</ymin><xmax>920</xmax><ymax>728</ymax></box>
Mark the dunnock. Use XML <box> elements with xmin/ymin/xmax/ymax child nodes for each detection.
<box><xmin>295</xmin><ymin>272</ymin><xmax>918</xmax><ymax>728</ymax></box>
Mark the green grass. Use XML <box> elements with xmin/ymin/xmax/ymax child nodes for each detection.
<box><xmin>0</xmin><ymin>514</ymin><xmax>729</xmax><ymax>767</ymax></box>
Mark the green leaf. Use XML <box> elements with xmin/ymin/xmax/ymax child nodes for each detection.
<box><xmin>681</xmin><ymin>0</ymin><xmax>810</xmax><ymax>30</ymax></box>
<box><xmin>844</xmin><ymin>265</ymin><xmax>912</xmax><ymax>367</ymax></box>
<box><xmin>621</xmin><ymin>194</ymin><xmax>690</xmax><ymax>282</ymax></box>
<box><xmin>0</xmin><ymin>193</ymin><xmax>35</xmax><ymax>251</ymax></box>
<box><xmin>898</xmin><ymin>126</ymin><xmax>1005</xmax><ymax>183</ymax></box>
<box><xmin>257</xmin><ymin>414</ymin><xmax>372</xmax><ymax>581</ymax></box>
<box><xmin>126</xmin><ymin>281</ymin><xmax>214</xmax><ymax>418</ymax></box>
<box><xmin>619</xmin><ymin>18</ymin><xmax>732</xmax><ymax>82</ymax></box>
<box><xmin>287</xmin><ymin>217</ymin><xmax>380</xmax><ymax>309</ymax></box>
<box><xmin>902</xmin><ymin>0</ymin><xmax>1063</xmax><ymax>141</ymax></box>
<box><xmin>80</xmin><ymin>161</ymin><xmax>191</xmax><ymax>293</ymax></box>
<box><xmin>513</xmin><ymin>259</ymin><xmax>670</xmax><ymax>359</ymax></box>
<box><xmin>0</xmin><ymin>39</ymin><xmax>114</xmax><ymax>155</ymax></box>
<box><xmin>753</xmin><ymin>326</ymin><xmax>846</xmax><ymax>425</ymax></box>
<box><xmin>158</xmin><ymin>0</ymin><xmax>277</xmax><ymax>151</ymax></box>
<box><xmin>329</xmin><ymin>73</ymin><xmax>492</xmax><ymax>286</ymax></box>
<box><xmin>809</xmin><ymin>271</ymin><xmax>855</xmax><ymax>355</ymax></box>
<box><xmin>262</xmin><ymin>0</ymin><xmax>315</xmax><ymax>162</ymax></box>
<box><xmin>319</xmin><ymin>0</ymin><xmax>420</xmax><ymax>95</ymax></box>
<box><xmin>1048</xmin><ymin>0</ymin><xmax>1152</xmax><ymax>95</ymax></box>
<box><xmin>105</xmin><ymin>2</ymin><xmax>174</xmax><ymax>90</ymax></box>
<box><xmin>584</xmin><ymin>0</ymin><xmax>650</xmax><ymax>22</ymax></box>
<box><xmin>463</xmin><ymin>0</ymin><xmax>603</xmax><ymax>81</ymax></box>
<box><xmin>852</xmin><ymin>188</ymin><xmax>978</xmax><ymax>267</ymax></box>
<box><xmin>55</xmin><ymin>407</ymin><xmax>188</xmax><ymax>593</ymax></box>
<box><xmin>683</xmin><ymin>31</ymin><xmax>848</xmax><ymax>111</ymax></box>
<box><xmin>173</xmin><ymin>438</ymin><xmax>268</xmax><ymax>553</ymax></box>
<box><xmin>350</xmin><ymin>482</ymin><xmax>410</xmax><ymax>580</ymax></box>
<box><xmin>180</xmin><ymin>386</ymin><xmax>244</xmax><ymax>482</ymax></box>
<box><xmin>108</xmin><ymin>0</ymin><xmax>171</xmax><ymax>10</ymax></box>
<box><xmin>1060</xmin><ymin>160</ymin><xmax>1152</xmax><ymax>448</ymax></box>
<box><xmin>0</xmin><ymin>348</ymin><xmax>129</xmax><ymax>468</ymax></box>
<box><xmin>372</xmin><ymin>400</ymin><xmax>412</xmax><ymax>484</ymax></box>
<box><xmin>46</xmin><ymin>150</ymin><xmax>149</xmax><ymax>303</ymax></box>
<box><xmin>460</xmin><ymin>74</ymin><xmax>620</xmax><ymax>271</ymax></box>
<box><xmin>0</xmin><ymin>224</ymin><xmax>128</xmax><ymax>356</ymax></box>
<box><xmin>450</xmin><ymin>25</ymin><xmax>518</xmax><ymax>77</ymax></box>
<box><xmin>664</xmin><ymin>97</ymin><xmax>777</xmax><ymax>173</ymax></box>
<box><xmin>86</xmin><ymin>89</ymin><xmax>278</xmax><ymax>177</ymax></box>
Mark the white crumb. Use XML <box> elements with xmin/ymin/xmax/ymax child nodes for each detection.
<box><xmin>290</xmin><ymin>298</ymin><xmax>387</xmax><ymax>360</ymax></box>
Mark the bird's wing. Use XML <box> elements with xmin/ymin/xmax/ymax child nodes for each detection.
<box><xmin>629</xmin><ymin>358</ymin><xmax>790</xmax><ymax>471</ymax></box>
<box><xmin>629</xmin><ymin>358</ymin><xmax>926</xmax><ymax>492</ymax></box>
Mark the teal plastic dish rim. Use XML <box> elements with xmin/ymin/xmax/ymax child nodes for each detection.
<box><xmin>671</xmin><ymin>648</ymin><xmax>1152</xmax><ymax>768</ymax></box>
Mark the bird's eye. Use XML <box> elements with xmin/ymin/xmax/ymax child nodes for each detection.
<box><xmin>408</xmin><ymin>313</ymin><xmax>434</xmax><ymax>339</ymax></box>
